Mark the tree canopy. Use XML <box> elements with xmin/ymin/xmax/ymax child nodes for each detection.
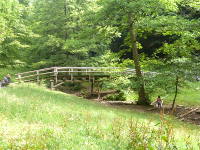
<box><xmin>0</xmin><ymin>0</ymin><xmax>199</xmax><ymax>104</ymax></box>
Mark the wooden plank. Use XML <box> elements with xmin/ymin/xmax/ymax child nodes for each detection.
<box><xmin>57</xmin><ymin>71</ymin><xmax>123</xmax><ymax>73</ymax></box>
<box><xmin>53</xmin><ymin>82</ymin><xmax>65</xmax><ymax>88</ymax></box>
<box><xmin>102</xmin><ymin>101</ymin><xmax>134</xmax><ymax>105</ymax></box>
<box><xmin>16</xmin><ymin>72</ymin><xmax>54</xmax><ymax>80</ymax></box>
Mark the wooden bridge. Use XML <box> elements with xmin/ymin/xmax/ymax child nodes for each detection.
<box><xmin>16</xmin><ymin>67</ymin><xmax>135</xmax><ymax>91</ymax></box>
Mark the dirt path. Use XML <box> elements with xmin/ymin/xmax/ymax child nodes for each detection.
<box><xmin>91</xmin><ymin>99</ymin><xmax>200</xmax><ymax>126</ymax></box>
<box><xmin>58</xmin><ymin>87</ymin><xmax>200</xmax><ymax>126</ymax></box>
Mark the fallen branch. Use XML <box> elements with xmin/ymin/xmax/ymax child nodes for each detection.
<box><xmin>101</xmin><ymin>101</ymin><xmax>134</xmax><ymax>105</ymax></box>
<box><xmin>179</xmin><ymin>108</ymin><xmax>199</xmax><ymax>118</ymax></box>
<box><xmin>54</xmin><ymin>82</ymin><xmax>65</xmax><ymax>88</ymax></box>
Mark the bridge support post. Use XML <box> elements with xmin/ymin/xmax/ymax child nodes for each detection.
<box><xmin>54</xmin><ymin>67</ymin><xmax>58</xmax><ymax>84</ymax></box>
<box><xmin>71</xmin><ymin>68</ymin><xmax>73</xmax><ymax>81</ymax></box>
<box><xmin>18</xmin><ymin>75</ymin><xmax>22</xmax><ymax>83</ymax></box>
<box><xmin>88</xmin><ymin>69</ymin><xmax>91</xmax><ymax>82</ymax></box>
<box><xmin>50</xmin><ymin>80</ymin><xmax>54</xmax><ymax>90</ymax></box>
<box><xmin>89</xmin><ymin>75</ymin><xmax>91</xmax><ymax>82</ymax></box>
<box><xmin>90</xmin><ymin>77</ymin><xmax>95</xmax><ymax>94</ymax></box>
<box><xmin>36</xmin><ymin>71</ymin><xmax>40</xmax><ymax>84</ymax></box>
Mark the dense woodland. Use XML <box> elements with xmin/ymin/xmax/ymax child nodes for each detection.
<box><xmin>0</xmin><ymin>0</ymin><xmax>200</xmax><ymax>104</ymax></box>
<box><xmin>0</xmin><ymin>1</ymin><xmax>200</xmax><ymax>149</ymax></box>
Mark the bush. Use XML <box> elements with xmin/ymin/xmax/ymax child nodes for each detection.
<box><xmin>104</xmin><ymin>91</ymin><xmax>126</xmax><ymax>101</ymax></box>
<box><xmin>63</xmin><ymin>82</ymin><xmax>82</xmax><ymax>91</ymax></box>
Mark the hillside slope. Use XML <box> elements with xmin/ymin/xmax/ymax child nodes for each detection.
<box><xmin>0</xmin><ymin>84</ymin><xmax>199</xmax><ymax>149</ymax></box>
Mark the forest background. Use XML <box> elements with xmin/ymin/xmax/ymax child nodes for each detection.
<box><xmin>0</xmin><ymin>0</ymin><xmax>199</xmax><ymax>104</ymax></box>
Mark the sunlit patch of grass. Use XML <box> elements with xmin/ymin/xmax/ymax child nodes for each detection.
<box><xmin>164</xmin><ymin>82</ymin><xmax>200</xmax><ymax>106</ymax></box>
<box><xmin>0</xmin><ymin>83</ymin><xmax>199</xmax><ymax>149</ymax></box>
<box><xmin>0</xmin><ymin>119</ymin><xmax>63</xmax><ymax>149</ymax></box>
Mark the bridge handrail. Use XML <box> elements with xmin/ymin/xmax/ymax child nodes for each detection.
<box><xmin>15</xmin><ymin>67</ymin><xmax>134</xmax><ymax>81</ymax></box>
<box><xmin>56</xmin><ymin>67</ymin><xmax>120</xmax><ymax>69</ymax></box>
<box><xmin>17</xmin><ymin>72</ymin><xmax>54</xmax><ymax>79</ymax></box>
<box><xmin>16</xmin><ymin>67</ymin><xmax>54</xmax><ymax>75</ymax></box>
<box><xmin>16</xmin><ymin>67</ymin><xmax>127</xmax><ymax>76</ymax></box>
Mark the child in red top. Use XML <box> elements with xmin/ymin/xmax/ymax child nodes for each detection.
<box><xmin>156</xmin><ymin>96</ymin><xmax>162</xmax><ymax>108</ymax></box>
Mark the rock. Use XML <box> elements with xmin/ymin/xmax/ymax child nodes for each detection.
<box><xmin>185</xmin><ymin>108</ymin><xmax>191</xmax><ymax>110</ymax></box>
<box><xmin>195</xmin><ymin>110</ymin><xmax>200</xmax><ymax>114</ymax></box>
<box><xmin>177</xmin><ymin>105</ymin><xmax>184</xmax><ymax>108</ymax></box>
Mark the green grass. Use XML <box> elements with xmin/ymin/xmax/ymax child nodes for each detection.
<box><xmin>163</xmin><ymin>82</ymin><xmax>200</xmax><ymax>106</ymax></box>
<box><xmin>125</xmin><ymin>82</ymin><xmax>200</xmax><ymax>106</ymax></box>
<box><xmin>0</xmin><ymin>83</ymin><xmax>199</xmax><ymax>149</ymax></box>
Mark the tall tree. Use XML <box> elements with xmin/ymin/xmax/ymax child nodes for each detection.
<box><xmin>28</xmin><ymin>0</ymin><xmax>111</xmax><ymax>67</ymax></box>
<box><xmin>96</xmin><ymin>0</ymin><xmax>199</xmax><ymax>105</ymax></box>
<box><xmin>0</xmin><ymin>0</ymin><xmax>30</xmax><ymax>66</ymax></box>
<box><xmin>97</xmin><ymin>0</ymin><xmax>166</xmax><ymax>105</ymax></box>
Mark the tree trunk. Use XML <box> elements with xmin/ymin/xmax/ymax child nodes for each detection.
<box><xmin>64</xmin><ymin>1</ymin><xmax>68</xmax><ymax>40</ymax></box>
<box><xmin>128</xmin><ymin>14</ymin><xmax>150</xmax><ymax>105</ymax></box>
<box><xmin>171</xmin><ymin>75</ymin><xmax>179</xmax><ymax>112</ymax></box>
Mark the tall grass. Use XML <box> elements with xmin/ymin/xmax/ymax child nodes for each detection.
<box><xmin>0</xmin><ymin>83</ymin><xmax>199</xmax><ymax>149</ymax></box>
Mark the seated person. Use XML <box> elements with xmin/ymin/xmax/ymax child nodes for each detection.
<box><xmin>0</xmin><ymin>74</ymin><xmax>11</xmax><ymax>87</ymax></box>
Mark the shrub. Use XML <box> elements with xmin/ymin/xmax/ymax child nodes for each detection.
<box><xmin>104</xmin><ymin>91</ymin><xmax>126</xmax><ymax>101</ymax></box>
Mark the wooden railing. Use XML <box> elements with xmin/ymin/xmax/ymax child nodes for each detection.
<box><xmin>16</xmin><ymin>67</ymin><xmax>136</xmax><ymax>83</ymax></box>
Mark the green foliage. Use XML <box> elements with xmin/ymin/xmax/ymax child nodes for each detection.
<box><xmin>142</xmin><ymin>57</ymin><xmax>200</xmax><ymax>104</ymax></box>
<box><xmin>0</xmin><ymin>0</ymin><xmax>31</xmax><ymax>66</ymax></box>
<box><xmin>0</xmin><ymin>0</ymin><xmax>199</xmax><ymax>67</ymax></box>
<box><xmin>64</xmin><ymin>82</ymin><xmax>82</xmax><ymax>91</ymax></box>
<box><xmin>26</xmin><ymin>0</ymin><xmax>112</xmax><ymax>67</ymax></box>
<box><xmin>104</xmin><ymin>91</ymin><xmax>126</xmax><ymax>101</ymax></box>
<box><xmin>1</xmin><ymin>0</ymin><xmax>199</xmax><ymax>106</ymax></box>
<box><xmin>178</xmin><ymin>0</ymin><xmax>200</xmax><ymax>19</ymax></box>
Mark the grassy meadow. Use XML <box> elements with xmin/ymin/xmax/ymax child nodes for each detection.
<box><xmin>162</xmin><ymin>82</ymin><xmax>200</xmax><ymax>106</ymax></box>
<box><xmin>0</xmin><ymin>83</ymin><xmax>199</xmax><ymax>149</ymax></box>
